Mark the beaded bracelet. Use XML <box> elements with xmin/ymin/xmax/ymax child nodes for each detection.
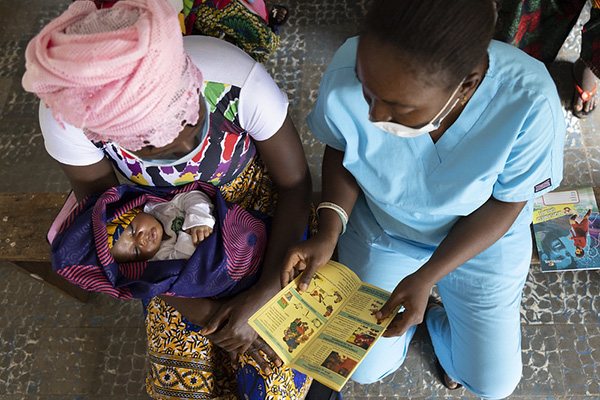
<box><xmin>316</xmin><ymin>201</ymin><xmax>349</xmax><ymax>235</ymax></box>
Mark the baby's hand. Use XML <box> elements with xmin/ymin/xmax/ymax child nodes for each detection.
<box><xmin>186</xmin><ymin>225</ymin><xmax>214</xmax><ymax>245</ymax></box>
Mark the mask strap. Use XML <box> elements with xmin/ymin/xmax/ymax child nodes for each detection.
<box><xmin>430</xmin><ymin>77</ymin><xmax>466</xmax><ymax>128</ymax></box>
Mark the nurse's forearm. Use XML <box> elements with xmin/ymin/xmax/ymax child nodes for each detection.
<box><xmin>317</xmin><ymin>146</ymin><xmax>361</xmax><ymax>239</ymax></box>
<box><xmin>416</xmin><ymin>196</ymin><xmax>527</xmax><ymax>285</ymax></box>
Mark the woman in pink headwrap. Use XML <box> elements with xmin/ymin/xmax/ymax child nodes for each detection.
<box><xmin>22</xmin><ymin>0</ymin><xmax>312</xmax><ymax>398</ymax></box>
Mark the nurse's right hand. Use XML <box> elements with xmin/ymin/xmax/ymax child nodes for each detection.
<box><xmin>281</xmin><ymin>231</ymin><xmax>339</xmax><ymax>291</ymax></box>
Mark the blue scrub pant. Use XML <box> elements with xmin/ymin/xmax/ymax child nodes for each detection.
<box><xmin>337</xmin><ymin>215</ymin><xmax>531</xmax><ymax>400</ymax></box>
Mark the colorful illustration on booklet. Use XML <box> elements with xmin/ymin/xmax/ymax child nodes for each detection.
<box><xmin>307</xmin><ymin>273</ymin><xmax>343</xmax><ymax>317</ymax></box>
<box><xmin>278</xmin><ymin>290</ymin><xmax>293</xmax><ymax>309</ymax></box>
<box><xmin>533</xmin><ymin>187</ymin><xmax>600</xmax><ymax>272</ymax></box>
<box><xmin>283</xmin><ymin>317</ymin><xmax>315</xmax><ymax>353</ymax></box>
<box><xmin>346</xmin><ymin>325</ymin><xmax>378</xmax><ymax>350</ymax></box>
<box><xmin>320</xmin><ymin>351</ymin><xmax>358</xmax><ymax>378</ymax></box>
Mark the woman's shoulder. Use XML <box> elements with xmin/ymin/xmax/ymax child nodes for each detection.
<box><xmin>183</xmin><ymin>36</ymin><xmax>258</xmax><ymax>87</ymax></box>
<box><xmin>38</xmin><ymin>101</ymin><xmax>105</xmax><ymax>166</ymax></box>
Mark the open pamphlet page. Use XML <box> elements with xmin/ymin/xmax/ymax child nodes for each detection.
<box><xmin>533</xmin><ymin>186</ymin><xmax>600</xmax><ymax>272</ymax></box>
<box><xmin>248</xmin><ymin>260</ymin><xmax>401</xmax><ymax>391</ymax></box>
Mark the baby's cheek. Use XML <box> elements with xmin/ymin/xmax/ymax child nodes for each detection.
<box><xmin>149</xmin><ymin>243</ymin><xmax>161</xmax><ymax>258</ymax></box>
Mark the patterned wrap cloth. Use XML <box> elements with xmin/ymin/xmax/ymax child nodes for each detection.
<box><xmin>495</xmin><ymin>0</ymin><xmax>600</xmax><ymax>78</ymax></box>
<box><xmin>145</xmin><ymin>156</ymin><xmax>315</xmax><ymax>399</ymax></box>
<box><xmin>50</xmin><ymin>181</ymin><xmax>270</xmax><ymax>300</ymax></box>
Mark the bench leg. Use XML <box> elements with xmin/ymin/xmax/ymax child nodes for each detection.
<box><xmin>9</xmin><ymin>261</ymin><xmax>90</xmax><ymax>303</ymax></box>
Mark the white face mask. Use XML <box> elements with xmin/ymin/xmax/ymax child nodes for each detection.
<box><xmin>370</xmin><ymin>78</ymin><xmax>465</xmax><ymax>138</ymax></box>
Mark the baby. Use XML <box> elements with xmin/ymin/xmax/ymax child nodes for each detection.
<box><xmin>107</xmin><ymin>190</ymin><xmax>215</xmax><ymax>262</ymax></box>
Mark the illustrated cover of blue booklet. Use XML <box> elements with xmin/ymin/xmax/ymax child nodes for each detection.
<box><xmin>533</xmin><ymin>186</ymin><xmax>600</xmax><ymax>272</ymax></box>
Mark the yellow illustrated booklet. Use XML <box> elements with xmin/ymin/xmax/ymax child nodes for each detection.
<box><xmin>248</xmin><ymin>260</ymin><xmax>401</xmax><ymax>391</ymax></box>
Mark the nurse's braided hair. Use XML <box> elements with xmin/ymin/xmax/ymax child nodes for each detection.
<box><xmin>361</xmin><ymin>0</ymin><xmax>495</xmax><ymax>88</ymax></box>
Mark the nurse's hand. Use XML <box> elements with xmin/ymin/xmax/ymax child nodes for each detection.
<box><xmin>281</xmin><ymin>230</ymin><xmax>339</xmax><ymax>291</ymax></box>
<box><xmin>374</xmin><ymin>272</ymin><xmax>433</xmax><ymax>337</ymax></box>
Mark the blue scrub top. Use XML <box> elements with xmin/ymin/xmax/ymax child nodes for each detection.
<box><xmin>308</xmin><ymin>37</ymin><xmax>565</xmax><ymax>247</ymax></box>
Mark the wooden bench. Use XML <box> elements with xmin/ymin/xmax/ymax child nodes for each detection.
<box><xmin>0</xmin><ymin>193</ymin><xmax>90</xmax><ymax>303</ymax></box>
<box><xmin>2</xmin><ymin>188</ymin><xmax>597</xmax><ymax>303</ymax></box>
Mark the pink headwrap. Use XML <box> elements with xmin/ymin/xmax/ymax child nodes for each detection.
<box><xmin>22</xmin><ymin>0</ymin><xmax>202</xmax><ymax>151</ymax></box>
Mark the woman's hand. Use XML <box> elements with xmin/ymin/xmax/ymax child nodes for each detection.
<box><xmin>231</xmin><ymin>336</ymin><xmax>283</xmax><ymax>374</ymax></box>
<box><xmin>201</xmin><ymin>286</ymin><xmax>274</xmax><ymax>354</ymax></box>
<box><xmin>281</xmin><ymin>230</ymin><xmax>338</xmax><ymax>291</ymax></box>
<box><xmin>374</xmin><ymin>271</ymin><xmax>433</xmax><ymax>337</ymax></box>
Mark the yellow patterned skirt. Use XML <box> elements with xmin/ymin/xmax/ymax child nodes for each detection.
<box><xmin>145</xmin><ymin>156</ymin><xmax>315</xmax><ymax>399</ymax></box>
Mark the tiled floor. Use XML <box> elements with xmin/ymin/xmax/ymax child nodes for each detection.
<box><xmin>1</xmin><ymin>0</ymin><xmax>600</xmax><ymax>399</ymax></box>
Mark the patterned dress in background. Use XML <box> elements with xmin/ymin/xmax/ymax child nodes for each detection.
<box><xmin>495</xmin><ymin>0</ymin><xmax>600</xmax><ymax>78</ymax></box>
<box><xmin>183</xmin><ymin>0</ymin><xmax>279</xmax><ymax>63</ymax></box>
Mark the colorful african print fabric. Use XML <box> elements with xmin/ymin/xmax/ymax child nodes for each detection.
<box><xmin>98</xmin><ymin>81</ymin><xmax>257</xmax><ymax>187</ymax></box>
<box><xmin>218</xmin><ymin>156</ymin><xmax>318</xmax><ymax>236</ymax></box>
<box><xmin>495</xmin><ymin>0</ymin><xmax>600</xmax><ymax>78</ymax></box>
<box><xmin>146</xmin><ymin>297</ymin><xmax>312</xmax><ymax>400</ymax></box>
<box><xmin>185</xmin><ymin>0</ymin><xmax>279</xmax><ymax>63</ymax></box>
<box><xmin>145</xmin><ymin>158</ymin><xmax>314</xmax><ymax>399</ymax></box>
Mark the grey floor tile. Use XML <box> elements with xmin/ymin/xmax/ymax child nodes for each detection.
<box><xmin>0</xmin><ymin>38</ymin><xmax>29</xmax><ymax>81</ymax></box>
<box><xmin>564</xmin><ymin>109</ymin><xmax>586</xmax><ymax>149</ymax></box>
<box><xmin>0</xmin><ymin>117</ymin><xmax>48</xmax><ymax>167</ymax></box>
<box><xmin>556</xmin><ymin>324</ymin><xmax>600</xmax><ymax>397</ymax></box>
<box><xmin>30</xmin><ymin>327</ymin><xmax>147</xmax><ymax>396</ymax></box>
<box><xmin>515</xmin><ymin>324</ymin><xmax>564</xmax><ymax>397</ymax></box>
<box><xmin>579</xmin><ymin>113</ymin><xmax>600</xmax><ymax>148</ymax></box>
<box><xmin>0</xmin><ymin>264</ymin><xmax>145</xmax><ymax>329</ymax></box>
<box><xmin>521</xmin><ymin>269</ymin><xmax>556</xmax><ymax>325</ymax></box>
<box><xmin>563</xmin><ymin>148</ymin><xmax>594</xmax><ymax>187</ymax></box>
<box><xmin>588</xmin><ymin>147</ymin><xmax>600</xmax><ymax>187</ymax></box>
<box><xmin>292</xmin><ymin>0</ymin><xmax>369</xmax><ymax>28</ymax></box>
<box><xmin>0</xmin><ymin>79</ymin><xmax>12</xmax><ymax>117</ymax></box>
<box><xmin>548</xmin><ymin>269</ymin><xmax>600</xmax><ymax>326</ymax></box>
<box><xmin>0</xmin><ymin>326</ymin><xmax>41</xmax><ymax>395</ymax></box>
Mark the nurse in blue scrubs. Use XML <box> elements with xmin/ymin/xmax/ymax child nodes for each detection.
<box><xmin>282</xmin><ymin>0</ymin><xmax>566</xmax><ymax>398</ymax></box>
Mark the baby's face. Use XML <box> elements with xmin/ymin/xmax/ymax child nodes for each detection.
<box><xmin>110</xmin><ymin>212</ymin><xmax>163</xmax><ymax>263</ymax></box>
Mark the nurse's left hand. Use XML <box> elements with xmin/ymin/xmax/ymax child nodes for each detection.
<box><xmin>374</xmin><ymin>272</ymin><xmax>433</xmax><ymax>337</ymax></box>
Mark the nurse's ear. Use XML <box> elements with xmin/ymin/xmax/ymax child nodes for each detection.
<box><xmin>457</xmin><ymin>60</ymin><xmax>488</xmax><ymax>104</ymax></box>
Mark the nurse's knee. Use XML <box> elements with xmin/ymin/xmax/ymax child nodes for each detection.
<box><xmin>349</xmin><ymin>348</ymin><xmax>408</xmax><ymax>384</ymax></box>
<box><xmin>463</xmin><ymin>362</ymin><xmax>522</xmax><ymax>399</ymax></box>
<box><xmin>350</xmin><ymin>365</ymin><xmax>397</xmax><ymax>384</ymax></box>
<box><xmin>349</xmin><ymin>328</ymin><xmax>414</xmax><ymax>384</ymax></box>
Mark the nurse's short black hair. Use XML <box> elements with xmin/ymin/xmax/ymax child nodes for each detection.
<box><xmin>361</xmin><ymin>0</ymin><xmax>495</xmax><ymax>88</ymax></box>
